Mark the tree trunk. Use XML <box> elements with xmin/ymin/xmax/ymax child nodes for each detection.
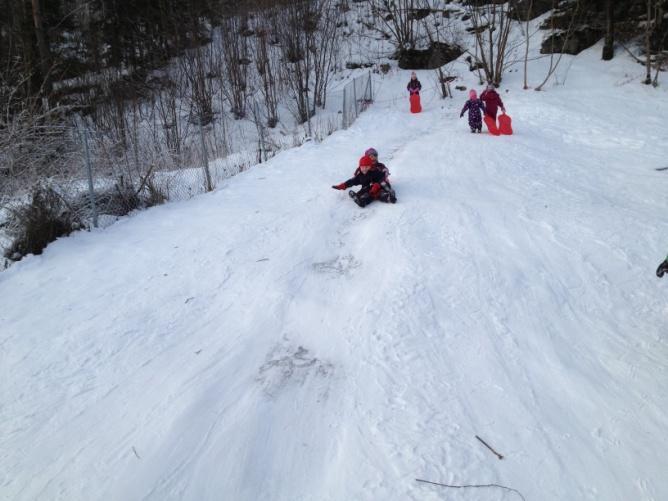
<box><xmin>644</xmin><ymin>0</ymin><xmax>653</xmax><ymax>84</ymax></box>
<box><xmin>523</xmin><ymin>0</ymin><xmax>533</xmax><ymax>88</ymax></box>
<box><xmin>602</xmin><ymin>0</ymin><xmax>614</xmax><ymax>60</ymax></box>
<box><xmin>31</xmin><ymin>0</ymin><xmax>52</xmax><ymax>97</ymax></box>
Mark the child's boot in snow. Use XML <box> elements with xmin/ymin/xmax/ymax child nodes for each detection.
<box><xmin>657</xmin><ymin>258</ymin><xmax>668</xmax><ymax>278</ymax></box>
<box><xmin>349</xmin><ymin>190</ymin><xmax>368</xmax><ymax>207</ymax></box>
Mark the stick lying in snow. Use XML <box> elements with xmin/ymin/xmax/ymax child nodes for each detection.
<box><xmin>475</xmin><ymin>435</ymin><xmax>504</xmax><ymax>459</ymax></box>
<box><xmin>415</xmin><ymin>478</ymin><xmax>526</xmax><ymax>501</ymax></box>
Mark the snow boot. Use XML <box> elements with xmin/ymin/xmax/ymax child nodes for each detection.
<box><xmin>657</xmin><ymin>258</ymin><xmax>668</xmax><ymax>278</ymax></box>
<box><xmin>349</xmin><ymin>190</ymin><xmax>366</xmax><ymax>207</ymax></box>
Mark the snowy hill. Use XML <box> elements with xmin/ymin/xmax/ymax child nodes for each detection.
<box><xmin>2</xmin><ymin>28</ymin><xmax>668</xmax><ymax>501</ymax></box>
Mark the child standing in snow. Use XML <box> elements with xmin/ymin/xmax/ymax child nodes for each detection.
<box><xmin>480</xmin><ymin>83</ymin><xmax>506</xmax><ymax>120</ymax></box>
<box><xmin>333</xmin><ymin>155</ymin><xmax>397</xmax><ymax>207</ymax></box>
<box><xmin>407</xmin><ymin>72</ymin><xmax>422</xmax><ymax>113</ymax></box>
<box><xmin>407</xmin><ymin>72</ymin><xmax>422</xmax><ymax>95</ymax></box>
<box><xmin>460</xmin><ymin>89</ymin><xmax>486</xmax><ymax>133</ymax></box>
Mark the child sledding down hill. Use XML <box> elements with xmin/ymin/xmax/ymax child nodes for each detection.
<box><xmin>332</xmin><ymin>155</ymin><xmax>397</xmax><ymax>207</ymax></box>
<box><xmin>460</xmin><ymin>89</ymin><xmax>486</xmax><ymax>133</ymax></box>
<box><xmin>354</xmin><ymin>148</ymin><xmax>390</xmax><ymax>182</ymax></box>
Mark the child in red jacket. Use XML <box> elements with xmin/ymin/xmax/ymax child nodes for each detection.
<box><xmin>333</xmin><ymin>155</ymin><xmax>396</xmax><ymax>207</ymax></box>
<box><xmin>480</xmin><ymin>83</ymin><xmax>506</xmax><ymax>119</ymax></box>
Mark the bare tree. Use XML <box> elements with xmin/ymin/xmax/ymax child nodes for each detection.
<box><xmin>367</xmin><ymin>0</ymin><xmax>419</xmax><ymax>51</ymax></box>
<box><xmin>602</xmin><ymin>0</ymin><xmax>614</xmax><ymax>60</ymax></box>
<box><xmin>466</xmin><ymin>0</ymin><xmax>515</xmax><ymax>85</ymax></box>
<box><xmin>274</xmin><ymin>1</ymin><xmax>315</xmax><ymax>125</ymax></box>
<box><xmin>642</xmin><ymin>0</ymin><xmax>666</xmax><ymax>85</ymax></box>
<box><xmin>253</xmin><ymin>20</ymin><xmax>281</xmax><ymax>127</ymax></box>
<box><xmin>311</xmin><ymin>0</ymin><xmax>341</xmax><ymax>110</ymax></box>
<box><xmin>523</xmin><ymin>0</ymin><xmax>534</xmax><ymax>89</ymax></box>
<box><xmin>219</xmin><ymin>16</ymin><xmax>251</xmax><ymax>119</ymax></box>
<box><xmin>535</xmin><ymin>0</ymin><xmax>581</xmax><ymax>91</ymax></box>
<box><xmin>154</xmin><ymin>74</ymin><xmax>188</xmax><ymax>162</ymax></box>
<box><xmin>181</xmin><ymin>46</ymin><xmax>215</xmax><ymax>125</ymax></box>
<box><xmin>30</xmin><ymin>0</ymin><xmax>52</xmax><ymax>100</ymax></box>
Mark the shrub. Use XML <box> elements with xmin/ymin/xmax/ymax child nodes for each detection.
<box><xmin>4</xmin><ymin>186</ymin><xmax>82</xmax><ymax>261</ymax></box>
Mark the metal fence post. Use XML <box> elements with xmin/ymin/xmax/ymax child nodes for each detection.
<box><xmin>352</xmin><ymin>77</ymin><xmax>358</xmax><ymax>116</ymax></box>
<box><xmin>367</xmin><ymin>71</ymin><xmax>373</xmax><ymax>102</ymax></box>
<box><xmin>198</xmin><ymin>121</ymin><xmax>213</xmax><ymax>192</ymax></box>
<box><xmin>342</xmin><ymin>86</ymin><xmax>347</xmax><ymax>129</ymax></box>
<box><xmin>79</xmin><ymin>122</ymin><xmax>98</xmax><ymax>228</ymax></box>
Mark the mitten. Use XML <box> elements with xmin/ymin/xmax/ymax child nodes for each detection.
<box><xmin>332</xmin><ymin>183</ymin><xmax>346</xmax><ymax>190</ymax></box>
<box><xmin>657</xmin><ymin>259</ymin><xmax>668</xmax><ymax>278</ymax></box>
<box><xmin>369</xmin><ymin>183</ymin><xmax>381</xmax><ymax>198</ymax></box>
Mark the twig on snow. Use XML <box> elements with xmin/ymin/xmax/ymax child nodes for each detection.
<box><xmin>476</xmin><ymin>434</ymin><xmax>504</xmax><ymax>460</ymax></box>
<box><xmin>415</xmin><ymin>478</ymin><xmax>526</xmax><ymax>501</ymax></box>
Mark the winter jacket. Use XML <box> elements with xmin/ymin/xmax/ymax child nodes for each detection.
<box><xmin>407</xmin><ymin>79</ymin><xmax>422</xmax><ymax>95</ymax></box>
<box><xmin>480</xmin><ymin>89</ymin><xmax>504</xmax><ymax>119</ymax></box>
<box><xmin>354</xmin><ymin>162</ymin><xmax>390</xmax><ymax>183</ymax></box>
<box><xmin>460</xmin><ymin>99</ymin><xmax>486</xmax><ymax>130</ymax></box>
<box><xmin>343</xmin><ymin>169</ymin><xmax>387</xmax><ymax>193</ymax></box>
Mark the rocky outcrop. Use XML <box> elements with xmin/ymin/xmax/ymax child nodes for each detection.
<box><xmin>397</xmin><ymin>42</ymin><xmax>463</xmax><ymax>69</ymax></box>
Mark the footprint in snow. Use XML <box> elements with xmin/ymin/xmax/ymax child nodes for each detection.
<box><xmin>257</xmin><ymin>345</ymin><xmax>333</xmax><ymax>399</ymax></box>
<box><xmin>312</xmin><ymin>254</ymin><xmax>361</xmax><ymax>276</ymax></box>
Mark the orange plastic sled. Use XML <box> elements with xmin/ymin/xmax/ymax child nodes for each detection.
<box><xmin>498</xmin><ymin>113</ymin><xmax>513</xmax><ymax>135</ymax></box>
<box><xmin>484</xmin><ymin>115</ymin><xmax>500</xmax><ymax>135</ymax></box>
<box><xmin>410</xmin><ymin>93</ymin><xmax>422</xmax><ymax>113</ymax></box>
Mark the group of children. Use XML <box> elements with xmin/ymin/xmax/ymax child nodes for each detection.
<box><xmin>331</xmin><ymin>75</ymin><xmax>509</xmax><ymax>209</ymax></box>
<box><xmin>331</xmin><ymin>148</ymin><xmax>397</xmax><ymax>207</ymax></box>
<box><xmin>460</xmin><ymin>83</ymin><xmax>506</xmax><ymax>133</ymax></box>
<box><xmin>346</xmin><ymin>72</ymin><xmax>666</xmax><ymax>279</ymax></box>
<box><xmin>405</xmin><ymin>73</ymin><xmax>506</xmax><ymax>134</ymax></box>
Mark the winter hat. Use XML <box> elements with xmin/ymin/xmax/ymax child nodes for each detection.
<box><xmin>469</xmin><ymin>89</ymin><xmax>477</xmax><ymax>100</ymax></box>
<box><xmin>486</xmin><ymin>83</ymin><xmax>495</xmax><ymax>91</ymax></box>
<box><xmin>359</xmin><ymin>155</ymin><xmax>374</xmax><ymax>168</ymax></box>
<box><xmin>365</xmin><ymin>147</ymin><xmax>378</xmax><ymax>157</ymax></box>
<box><xmin>411</xmin><ymin>71</ymin><xmax>417</xmax><ymax>78</ymax></box>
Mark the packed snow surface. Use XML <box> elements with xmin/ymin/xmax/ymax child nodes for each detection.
<box><xmin>2</xmin><ymin>46</ymin><xmax>668</xmax><ymax>501</ymax></box>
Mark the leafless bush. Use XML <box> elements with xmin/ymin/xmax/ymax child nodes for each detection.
<box><xmin>3</xmin><ymin>185</ymin><xmax>81</xmax><ymax>261</ymax></box>
<box><xmin>0</xmin><ymin>66</ymin><xmax>78</xmax><ymax>196</ymax></box>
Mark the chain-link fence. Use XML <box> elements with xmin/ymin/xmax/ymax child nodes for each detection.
<box><xmin>1</xmin><ymin>72</ymin><xmax>377</xmax><ymax>265</ymax></box>
<box><xmin>341</xmin><ymin>71</ymin><xmax>374</xmax><ymax>129</ymax></box>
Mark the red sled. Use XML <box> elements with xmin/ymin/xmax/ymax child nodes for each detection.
<box><xmin>409</xmin><ymin>93</ymin><xmax>422</xmax><ymax>113</ymax></box>
<box><xmin>484</xmin><ymin>115</ymin><xmax>500</xmax><ymax>135</ymax></box>
<box><xmin>498</xmin><ymin>112</ymin><xmax>513</xmax><ymax>135</ymax></box>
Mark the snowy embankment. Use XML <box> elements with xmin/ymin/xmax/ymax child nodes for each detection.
<box><xmin>1</xmin><ymin>44</ymin><xmax>668</xmax><ymax>501</ymax></box>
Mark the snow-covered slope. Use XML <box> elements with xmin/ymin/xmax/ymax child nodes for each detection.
<box><xmin>2</xmin><ymin>38</ymin><xmax>668</xmax><ymax>500</ymax></box>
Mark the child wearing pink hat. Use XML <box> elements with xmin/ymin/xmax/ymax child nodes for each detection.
<box><xmin>460</xmin><ymin>89</ymin><xmax>486</xmax><ymax>133</ymax></box>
